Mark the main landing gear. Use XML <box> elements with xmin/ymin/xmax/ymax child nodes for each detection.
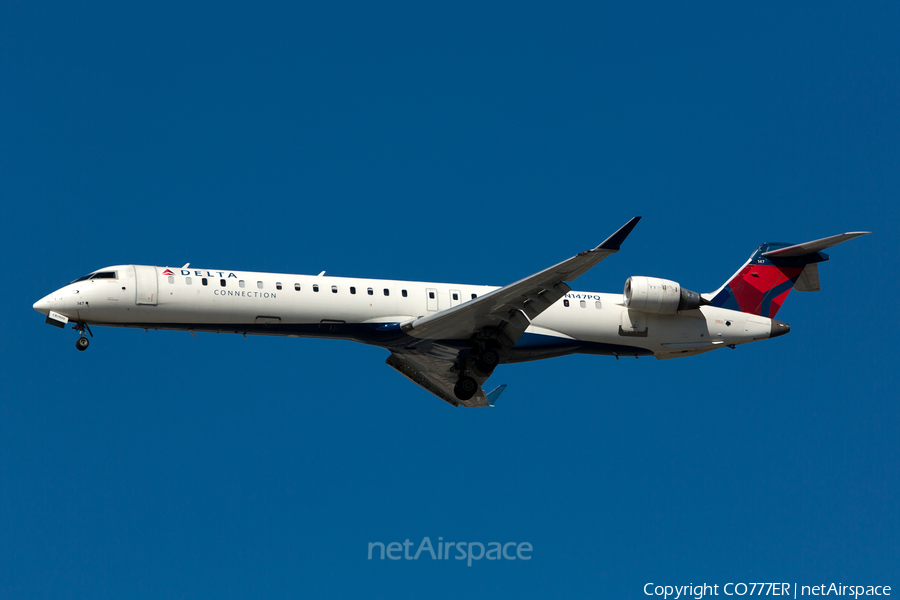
<box><xmin>469</xmin><ymin>341</ymin><xmax>500</xmax><ymax>375</ymax></box>
<box><xmin>454</xmin><ymin>376</ymin><xmax>478</xmax><ymax>401</ymax></box>
<box><xmin>473</xmin><ymin>347</ymin><xmax>500</xmax><ymax>374</ymax></box>
<box><xmin>74</xmin><ymin>322</ymin><xmax>93</xmax><ymax>351</ymax></box>
<box><xmin>452</xmin><ymin>343</ymin><xmax>502</xmax><ymax>401</ymax></box>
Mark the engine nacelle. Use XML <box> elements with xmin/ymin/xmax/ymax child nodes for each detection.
<box><xmin>623</xmin><ymin>276</ymin><xmax>703</xmax><ymax>314</ymax></box>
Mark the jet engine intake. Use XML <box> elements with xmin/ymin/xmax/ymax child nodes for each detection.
<box><xmin>624</xmin><ymin>276</ymin><xmax>703</xmax><ymax>314</ymax></box>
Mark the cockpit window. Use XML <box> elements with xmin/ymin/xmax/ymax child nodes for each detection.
<box><xmin>68</xmin><ymin>271</ymin><xmax>117</xmax><ymax>284</ymax></box>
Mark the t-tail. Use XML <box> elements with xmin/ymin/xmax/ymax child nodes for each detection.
<box><xmin>704</xmin><ymin>232</ymin><xmax>871</xmax><ymax>318</ymax></box>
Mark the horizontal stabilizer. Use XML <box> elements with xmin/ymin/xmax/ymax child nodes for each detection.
<box><xmin>762</xmin><ymin>232</ymin><xmax>871</xmax><ymax>258</ymax></box>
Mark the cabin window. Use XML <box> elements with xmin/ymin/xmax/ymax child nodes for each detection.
<box><xmin>367</xmin><ymin>288</ymin><xmax>373</xmax><ymax>295</ymax></box>
<box><xmin>401</xmin><ymin>289</ymin><xmax>407</xmax><ymax>297</ymax></box>
<box><xmin>313</xmin><ymin>284</ymin><xmax>319</xmax><ymax>292</ymax></box>
<box><xmin>383</xmin><ymin>288</ymin><xmax>390</xmax><ymax>296</ymax></box>
<box><xmin>276</xmin><ymin>282</ymin><xmax>282</xmax><ymax>290</ymax></box>
<box><xmin>452</xmin><ymin>292</ymin><xmax>459</xmax><ymax>301</ymax></box>
<box><xmin>294</xmin><ymin>283</ymin><xmax>301</xmax><ymax>291</ymax></box>
<box><xmin>563</xmin><ymin>299</ymin><xmax>569</xmax><ymax>307</ymax></box>
<box><xmin>580</xmin><ymin>300</ymin><xmax>586</xmax><ymax>308</ymax></box>
<box><xmin>595</xmin><ymin>301</ymin><xmax>602</xmax><ymax>309</ymax></box>
<box><xmin>471</xmin><ymin>293</ymin><xmax>477</xmax><ymax>299</ymax></box>
<box><xmin>202</xmin><ymin>278</ymin><xmax>208</xmax><ymax>286</ymax></box>
<box><xmin>350</xmin><ymin>287</ymin><xmax>356</xmax><ymax>294</ymax></box>
<box><xmin>185</xmin><ymin>277</ymin><xmax>192</xmax><ymax>285</ymax></box>
<box><xmin>257</xmin><ymin>281</ymin><xmax>263</xmax><ymax>289</ymax></box>
<box><xmin>332</xmin><ymin>285</ymin><xmax>338</xmax><ymax>293</ymax></box>
<box><xmin>167</xmin><ymin>276</ymin><xmax>174</xmax><ymax>284</ymax></box>
<box><xmin>220</xmin><ymin>279</ymin><xmax>226</xmax><ymax>287</ymax></box>
<box><xmin>429</xmin><ymin>291</ymin><xmax>435</xmax><ymax>299</ymax></box>
<box><xmin>239</xmin><ymin>280</ymin><xmax>245</xmax><ymax>288</ymax></box>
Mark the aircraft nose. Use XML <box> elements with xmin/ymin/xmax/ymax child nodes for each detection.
<box><xmin>33</xmin><ymin>294</ymin><xmax>52</xmax><ymax>316</ymax></box>
<box><xmin>770</xmin><ymin>319</ymin><xmax>791</xmax><ymax>338</ymax></box>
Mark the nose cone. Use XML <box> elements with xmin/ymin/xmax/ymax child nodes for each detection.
<box><xmin>33</xmin><ymin>294</ymin><xmax>52</xmax><ymax>316</ymax></box>
<box><xmin>770</xmin><ymin>319</ymin><xmax>791</xmax><ymax>338</ymax></box>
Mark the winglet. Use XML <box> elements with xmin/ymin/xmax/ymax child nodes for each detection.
<box><xmin>486</xmin><ymin>385</ymin><xmax>507</xmax><ymax>407</ymax></box>
<box><xmin>597</xmin><ymin>216</ymin><xmax>642</xmax><ymax>251</ymax></box>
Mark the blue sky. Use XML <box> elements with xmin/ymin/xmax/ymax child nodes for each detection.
<box><xmin>1</xmin><ymin>2</ymin><xmax>897</xmax><ymax>598</ymax></box>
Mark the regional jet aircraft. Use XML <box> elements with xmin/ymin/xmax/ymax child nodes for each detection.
<box><xmin>33</xmin><ymin>218</ymin><xmax>869</xmax><ymax>407</ymax></box>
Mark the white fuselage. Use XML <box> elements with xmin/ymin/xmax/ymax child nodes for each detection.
<box><xmin>33</xmin><ymin>265</ymin><xmax>779</xmax><ymax>362</ymax></box>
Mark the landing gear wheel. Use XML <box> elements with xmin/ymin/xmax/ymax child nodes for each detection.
<box><xmin>76</xmin><ymin>336</ymin><xmax>90</xmax><ymax>351</ymax></box>
<box><xmin>474</xmin><ymin>348</ymin><xmax>500</xmax><ymax>373</ymax></box>
<box><xmin>454</xmin><ymin>376</ymin><xmax>478</xmax><ymax>401</ymax></box>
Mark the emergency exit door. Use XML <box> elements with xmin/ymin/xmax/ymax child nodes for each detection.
<box><xmin>426</xmin><ymin>288</ymin><xmax>438</xmax><ymax>311</ymax></box>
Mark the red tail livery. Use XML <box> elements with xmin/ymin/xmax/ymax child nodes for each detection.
<box><xmin>706</xmin><ymin>233</ymin><xmax>870</xmax><ymax>318</ymax></box>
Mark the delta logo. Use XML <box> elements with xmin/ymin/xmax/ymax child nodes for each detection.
<box><xmin>162</xmin><ymin>268</ymin><xmax>174</xmax><ymax>276</ymax></box>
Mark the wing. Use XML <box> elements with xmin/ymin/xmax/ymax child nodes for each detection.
<box><xmin>386</xmin><ymin>352</ymin><xmax>507</xmax><ymax>408</ymax></box>
<box><xmin>401</xmin><ymin>216</ymin><xmax>641</xmax><ymax>347</ymax></box>
<box><xmin>386</xmin><ymin>218</ymin><xmax>641</xmax><ymax>407</ymax></box>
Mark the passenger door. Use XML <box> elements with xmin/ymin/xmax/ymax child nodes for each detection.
<box><xmin>134</xmin><ymin>265</ymin><xmax>158</xmax><ymax>306</ymax></box>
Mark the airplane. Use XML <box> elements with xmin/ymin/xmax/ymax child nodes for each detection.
<box><xmin>32</xmin><ymin>218</ymin><xmax>869</xmax><ymax>408</ymax></box>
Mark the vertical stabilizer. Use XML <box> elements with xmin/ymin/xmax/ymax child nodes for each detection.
<box><xmin>704</xmin><ymin>232</ymin><xmax>869</xmax><ymax>318</ymax></box>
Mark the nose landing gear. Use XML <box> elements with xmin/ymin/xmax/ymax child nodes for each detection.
<box><xmin>73</xmin><ymin>322</ymin><xmax>93</xmax><ymax>351</ymax></box>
